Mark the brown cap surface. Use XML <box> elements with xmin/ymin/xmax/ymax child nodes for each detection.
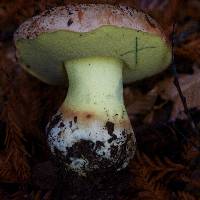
<box><xmin>15</xmin><ymin>4</ymin><xmax>162</xmax><ymax>40</ymax></box>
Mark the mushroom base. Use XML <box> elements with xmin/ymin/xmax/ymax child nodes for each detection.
<box><xmin>47</xmin><ymin>111</ymin><xmax>136</xmax><ymax>175</ymax></box>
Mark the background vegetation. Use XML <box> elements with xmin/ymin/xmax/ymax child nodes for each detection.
<box><xmin>0</xmin><ymin>0</ymin><xmax>200</xmax><ymax>199</ymax></box>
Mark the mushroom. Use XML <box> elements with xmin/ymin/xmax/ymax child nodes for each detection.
<box><xmin>14</xmin><ymin>4</ymin><xmax>171</xmax><ymax>175</ymax></box>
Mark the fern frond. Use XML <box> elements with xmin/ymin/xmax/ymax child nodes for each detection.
<box><xmin>136</xmin><ymin>153</ymin><xmax>186</xmax><ymax>183</ymax></box>
<box><xmin>177</xmin><ymin>191</ymin><xmax>197</xmax><ymax>200</ymax></box>
<box><xmin>32</xmin><ymin>190</ymin><xmax>52</xmax><ymax>200</ymax></box>
<box><xmin>0</xmin><ymin>63</ymin><xmax>30</xmax><ymax>182</ymax></box>
<box><xmin>0</xmin><ymin>103</ymin><xmax>30</xmax><ymax>182</ymax></box>
<box><xmin>130</xmin><ymin>153</ymin><xmax>171</xmax><ymax>200</ymax></box>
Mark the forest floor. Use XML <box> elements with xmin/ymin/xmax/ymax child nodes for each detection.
<box><xmin>0</xmin><ymin>0</ymin><xmax>200</xmax><ymax>200</ymax></box>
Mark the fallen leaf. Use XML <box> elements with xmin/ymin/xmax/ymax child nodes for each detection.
<box><xmin>154</xmin><ymin>66</ymin><xmax>200</xmax><ymax>120</ymax></box>
<box><xmin>124</xmin><ymin>87</ymin><xmax>157</xmax><ymax>116</ymax></box>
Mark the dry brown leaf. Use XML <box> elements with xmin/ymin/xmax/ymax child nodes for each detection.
<box><xmin>153</xmin><ymin>66</ymin><xmax>200</xmax><ymax>120</ymax></box>
<box><xmin>176</xmin><ymin>34</ymin><xmax>200</xmax><ymax>65</ymax></box>
<box><xmin>185</xmin><ymin>0</ymin><xmax>200</xmax><ymax>20</ymax></box>
<box><xmin>124</xmin><ymin>87</ymin><xmax>157</xmax><ymax>117</ymax></box>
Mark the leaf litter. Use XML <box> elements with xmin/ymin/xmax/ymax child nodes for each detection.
<box><xmin>0</xmin><ymin>0</ymin><xmax>200</xmax><ymax>200</ymax></box>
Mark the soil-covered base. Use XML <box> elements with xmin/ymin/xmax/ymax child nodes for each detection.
<box><xmin>47</xmin><ymin>111</ymin><xmax>135</xmax><ymax>174</ymax></box>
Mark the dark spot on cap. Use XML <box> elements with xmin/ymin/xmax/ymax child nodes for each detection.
<box><xmin>145</xmin><ymin>14</ymin><xmax>156</xmax><ymax>28</ymax></box>
<box><xmin>43</xmin><ymin>9</ymin><xmax>51</xmax><ymax>16</ymax></box>
<box><xmin>67</xmin><ymin>18</ymin><xmax>73</xmax><ymax>26</ymax></box>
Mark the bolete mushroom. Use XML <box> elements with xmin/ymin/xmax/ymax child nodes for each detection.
<box><xmin>14</xmin><ymin>4</ymin><xmax>171</xmax><ymax>175</ymax></box>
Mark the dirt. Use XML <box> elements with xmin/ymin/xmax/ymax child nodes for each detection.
<box><xmin>46</xmin><ymin>113</ymin><xmax>62</xmax><ymax>136</ymax></box>
<box><xmin>32</xmin><ymin>160</ymin><xmax>131</xmax><ymax>200</ymax></box>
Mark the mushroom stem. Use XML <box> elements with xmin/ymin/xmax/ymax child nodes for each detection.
<box><xmin>47</xmin><ymin>56</ymin><xmax>135</xmax><ymax>174</ymax></box>
<box><xmin>64</xmin><ymin>56</ymin><xmax>126</xmax><ymax>120</ymax></box>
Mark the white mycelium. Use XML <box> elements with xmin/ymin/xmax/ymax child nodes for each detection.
<box><xmin>48</xmin><ymin>116</ymin><xmax>134</xmax><ymax>173</ymax></box>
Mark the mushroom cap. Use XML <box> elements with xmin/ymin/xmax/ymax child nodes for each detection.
<box><xmin>14</xmin><ymin>4</ymin><xmax>171</xmax><ymax>85</ymax></box>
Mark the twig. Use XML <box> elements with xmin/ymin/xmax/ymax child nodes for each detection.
<box><xmin>171</xmin><ymin>23</ymin><xmax>200</xmax><ymax>136</ymax></box>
